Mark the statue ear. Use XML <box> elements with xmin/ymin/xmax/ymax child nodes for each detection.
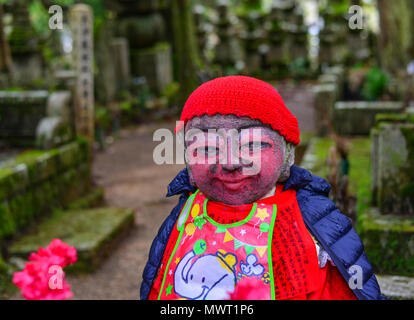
<box><xmin>186</xmin><ymin>164</ymin><xmax>197</xmax><ymax>187</ymax></box>
<box><xmin>279</xmin><ymin>142</ymin><xmax>295</xmax><ymax>182</ymax></box>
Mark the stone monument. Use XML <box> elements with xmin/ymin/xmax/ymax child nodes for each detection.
<box><xmin>109</xmin><ymin>0</ymin><xmax>173</xmax><ymax>95</ymax></box>
<box><xmin>5</xmin><ymin>0</ymin><xmax>43</xmax><ymax>86</ymax></box>
<box><xmin>69</xmin><ymin>4</ymin><xmax>94</xmax><ymax>148</ymax></box>
<box><xmin>371</xmin><ymin>114</ymin><xmax>414</xmax><ymax>215</ymax></box>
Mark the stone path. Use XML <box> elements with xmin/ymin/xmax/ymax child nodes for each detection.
<box><xmin>67</xmin><ymin>122</ymin><xmax>184</xmax><ymax>299</ymax></box>
<box><xmin>273</xmin><ymin>80</ymin><xmax>316</xmax><ymax>133</ymax></box>
<box><xmin>377</xmin><ymin>275</ymin><xmax>414</xmax><ymax>300</ymax></box>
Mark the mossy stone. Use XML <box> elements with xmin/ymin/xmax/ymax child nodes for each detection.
<box><xmin>76</xmin><ymin>137</ymin><xmax>90</xmax><ymax>162</ymax></box>
<box><xmin>67</xmin><ymin>188</ymin><xmax>105</xmax><ymax>210</ymax></box>
<box><xmin>0</xmin><ymin>165</ymin><xmax>29</xmax><ymax>200</ymax></box>
<box><xmin>9</xmin><ymin>207</ymin><xmax>135</xmax><ymax>273</ymax></box>
<box><xmin>57</xmin><ymin>142</ymin><xmax>81</xmax><ymax>172</ymax></box>
<box><xmin>0</xmin><ymin>201</ymin><xmax>16</xmax><ymax>238</ymax></box>
<box><xmin>358</xmin><ymin>209</ymin><xmax>414</xmax><ymax>276</ymax></box>
<box><xmin>8</xmin><ymin>192</ymin><xmax>35</xmax><ymax>229</ymax></box>
<box><xmin>59</xmin><ymin>168</ymin><xmax>79</xmax><ymax>207</ymax></box>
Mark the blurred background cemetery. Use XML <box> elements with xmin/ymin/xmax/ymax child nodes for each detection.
<box><xmin>0</xmin><ymin>0</ymin><xmax>413</xmax><ymax>299</ymax></box>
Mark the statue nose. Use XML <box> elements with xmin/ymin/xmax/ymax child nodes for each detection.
<box><xmin>221</xmin><ymin>161</ymin><xmax>242</xmax><ymax>172</ymax></box>
<box><xmin>221</xmin><ymin>136</ymin><xmax>241</xmax><ymax>171</ymax></box>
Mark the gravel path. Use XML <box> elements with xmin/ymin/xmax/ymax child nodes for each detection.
<box><xmin>67</xmin><ymin>122</ymin><xmax>185</xmax><ymax>299</ymax></box>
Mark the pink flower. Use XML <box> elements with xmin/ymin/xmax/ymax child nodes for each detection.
<box><xmin>12</xmin><ymin>239</ymin><xmax>77</xmax><ymax>300</ymax></box>
<box><xmin>227</xmin><ymin>278</ymin><xmax>271</xmax><ymax>300</ymax></box>
<box><xmin>29</xmin><ymin>239</ymin><xmax>77</xmax><ymax>267</ymax></box>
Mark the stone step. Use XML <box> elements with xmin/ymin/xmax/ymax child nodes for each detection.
<box><xmin>377</xmin><ymin>275</ymin><xmax>414</xmax><ymax>300</ymax></box>
<box><xmin>8</xmin><ymin>207</ymin><xmax>135</xmax><ymax>273</ymax></box>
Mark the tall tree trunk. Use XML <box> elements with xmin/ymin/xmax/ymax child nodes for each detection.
<box><xmin>377</xmin><ymin>0</ymin><xmax>412</xmax><ymax>75</ymax></box>
<box><xmin>0</xmin><ymin>4</ymin><xmax>12</xmax><ymax>76</ymax></box>
<box><xmin>171</xmin><ymin>0</ymin><xmax>200</xmax><ymax>107</ymax></box>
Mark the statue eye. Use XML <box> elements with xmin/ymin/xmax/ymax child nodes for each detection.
<box><xmin>240</xmin><ymin>142</ymin><xmax>271</xmax><ymax>153</ymax></box>
<box><xmin>203</xmin><ymin>146</ymin><xmax>219</xmax><ymax>155</ymax></box>
<box><xmin>202</xmin><ymin>277</ymin><xmax>205</xmax><ymax>283</ymax></box>
<box><xmin>190</xmin><ymin>274</ymin><xmax>193</xmax><ymax>280</ymax></box>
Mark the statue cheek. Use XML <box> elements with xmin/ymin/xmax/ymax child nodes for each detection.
<box><xmin>258</xmin><ymin>151</ymin><xmax>285</xmax><ymax>180</ymax></box>
<box><xmin>190</xmin><ymin>163</ymin><xmax>214</xmax><ymax>185</ymax></box>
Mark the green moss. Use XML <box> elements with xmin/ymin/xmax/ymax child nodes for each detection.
<box><xmin>0</xmin><ymin>268</ymin><xmax>17</xmax><ymax>300</ymax></box>
<box><xmin>301</xmin><ymin>137</ymin><xmax>334</xmax><ymax>178</ymax></box>
<box><xmin>67</xmin><ymin>188</ymin><xmax>105</xmax><ymax>211</ymax></box>
<box><xmin>9</xmin><ymin>207</ymin><xmax>134</xmax><ymax>273</ymax></box>
<box><xmin>59</xmin><ymin>168</ymin><xmax>78</xmax><ymax>207</ymax></box>
<box><xmin>359</xmin><ymin>209</ymin><xmax>414</xmax><ymax>276</ymax></box>
<box><xmin>58</xmin><ymin>142</ymin><xmax>81</xmax><ymax>172</ymax></box>
<box><xmin>375</xmin><ymin>113</ymin><xmax>414</xmax><ymax>126</ymax></box>
<box><xmin>161</xmin><ymin>81</ymin><xmax>180</xmax><ymax>106</ymax></box>
<box><xmin>350</xmin><ymin>131</ymin><xmax>414</xmax><ymax>274</ymax></box>
<box><xmin>0</xmin><ymin>140</ymin><xmax>92</xmax><ymax>246</ymax></box>
<box><xmin>0</xmin><ymin>167</ymin><xmax>29</xmax><ymax>201</ymax></box>
<box><xmin>9</xmin><ymin>192</ymin><xmax>35</xmax><ymax>228</ymax></box>
<box><xmin>302</xmin><ymin>137</ymin><xmax>372</xmax><ymax>196</ymax></box>
<box><xmin>76</xmin><ymin>137</ymin><xmax>90</xmax><ymax>162</ymax></box>
<box><xmin>398</xmin><ymin>126</ymin><xmax>414</xmax><ymax>202</ymax></box>
<box><xmin>135</xmin><ymin>42</ymin><xmax>170</xmax><ymax>56</ymax></box>
<box><xmin>0</xmin><ymin>201</ymin><xmax>16</xmax><ymax>238</ymax></box>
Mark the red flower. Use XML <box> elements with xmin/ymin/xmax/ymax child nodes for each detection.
<box><xmin>29</xmin><ymin>239</ymin><xmax>77</xmax><ymax>267</ymax></box>
<box><xmin>12</xmin><ymin>239</ymin><xmax>77</xmax><ymax>300</ymax></box>
<box><xmin>227</xmin><ymin>278</ymin><xmax>271</xmax><ymax>300</ymax></box>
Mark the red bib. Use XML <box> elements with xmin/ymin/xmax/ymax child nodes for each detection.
<box><xmin>157</xmin><ymin>190</ymin><xmax>276</xmax><ymax>300</ymax></box>
<box><xmin>154</xmin><ymin>185</ymin><xmax>321</xmax><ymax>300</ymax></box>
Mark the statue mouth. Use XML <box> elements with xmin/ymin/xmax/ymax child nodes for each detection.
<box><xmin>218</xmin><ymin>178</ymin><xmax>250</xmax><ymax>191</ymax></box>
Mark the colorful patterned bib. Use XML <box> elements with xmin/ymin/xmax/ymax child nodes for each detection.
<box><xmin>157</xmin><ymin>190</ymin><xmax>277</xmax><ymax>300</ymax></box>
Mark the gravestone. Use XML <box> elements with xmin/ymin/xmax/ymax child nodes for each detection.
<box><xmin>95</xmin><ymin>23</ymin><xmax>117</xmax><ymax>104</ymax></box>
<box><xmin>69</xmin><ymin>4</ymin><xmax>94</xmax><ymax>148</ymax></box>
<box><xmin>110</xmin><ymin>0</ymin><xmax>173</xmax><ymax>94</ymax></box>
<box><xmin>193</xmin><ymin>4</ymin><xmax>213</xmax><ymax>64</ymax></box>
<box><xmin>0</xmin><ymin>90</ymin><xmax>73</xmax><ymax>149</ymax></box>
<box><xmin>214</xmin><ymin>0</ymin><xmax>244</xmax><ymax>72</ymax></box>
<box><xmin>236</xmin><ymin>0</ymin><xmax>267</xmax><ymax>74</ymax></box>
<box><xmin>131</xmin><ymin>43</ymin><xmax>172</xmax><ymax>95</ymax></box>
<box><xmin>334</xmin><ymin>101</ymin><xmax>403</xmax><ymax>136</ymax></box>
<box><xmin>266</xmin><ymin>0</ymin><xmax>308</xmax><ymax>76</ymax></box>
<box><xmin>110</xmin><ymin>38</ymin><xmax>130</xmax><ymax>93</ymax></box>
<box><xmin>6</xmin><ymin>0</ymin><xmax>43</xmax><ymax>86</ymax></box>
<box><xmin>371</xmin><ymin>114</ymin><xmax>414</xmax><ymax>215</ymax></box>
<box><xmin>319</xmin><ymin>2</ymin><xmax>349</xmax><ymax>67</ymax></box>
<box><xmin>312</xmin><ymin>84</ymin><xmax>337</xmax><ymax>136</ymax></box>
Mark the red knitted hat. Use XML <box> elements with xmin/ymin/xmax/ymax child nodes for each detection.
<box><xmin>177</xmin><ymin>75</ymin><xmax>300</xmax><ymax>145</ymax></box>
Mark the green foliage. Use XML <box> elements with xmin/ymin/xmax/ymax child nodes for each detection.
<box><xmin>235</xmin><ymin>0</ymin><xmax>266</xmax><ymax>17</ymax></box>
<box><xmin>3</xmin><ymin>86</ymin><xmax>24</xmax><ymax>91</ymax></box>
<box><xmin>119</xmin><ymin>100</ymin><xmax>132</xmax><ymax>112</ymax></box>
<box><xmin>161</xmin><ymin>82</ymin><xmax>180</xmax><ymax>106</ymax></box>
<box><xmin>361</xmin><ymin>67</ymin><xmax>388</xmax><ymax>101</ymax></box>
<box><xmin>94</xmin><ymin>106</ymin><xmax>112</xmax><ymax>130</ymax></box>
<box><xmin>28</xmin><ymin>0</ymin><xmax>107</xmax><ymax>36</ymax></box>
<box><xmin>331</xmin><ymin>1</ymin><xmax>350</xmax><ymax>15</ymax></box>
<box><xmin>29</xmin><ymin>0</ymin><xmax>49</xmax><ymax>36</ymax></box>
<box><xmin>288</xmin><ymin>58</ymin><xmax>310</xmax><ymax>80</ymax></box>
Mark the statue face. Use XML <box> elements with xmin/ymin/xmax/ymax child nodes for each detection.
<box><xmin>184</xmin><ymin>114</ymin><xmax>286</xmax><ymax>205</ymax></box>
